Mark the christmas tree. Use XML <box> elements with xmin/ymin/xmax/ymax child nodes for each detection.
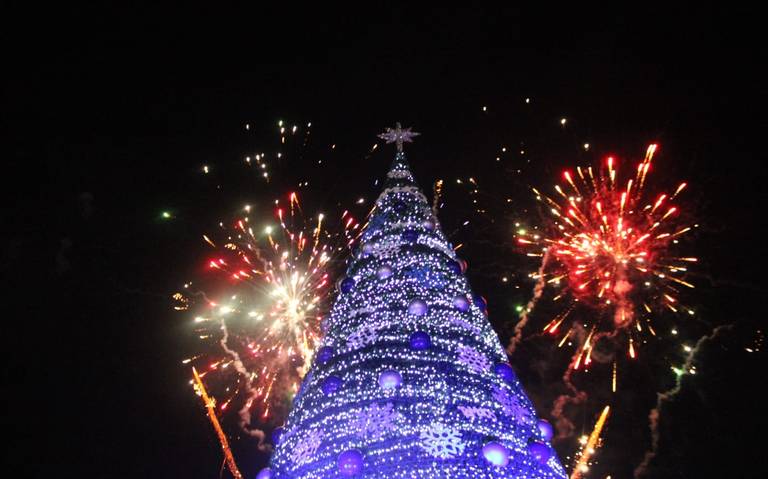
<box><xmin>262</xmin><ymin>125</ymin><xmax>567</xmax><ymax>479</ymax></box>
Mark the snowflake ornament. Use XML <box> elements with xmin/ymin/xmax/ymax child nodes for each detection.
<box><xmin>457</xmin><ymin>405</ymin><xmax>496</xmax><ymax>421</ymax></box>
<box><xmin>492</xmin><ymin>386</ymin><xmax>533</xmax><ymax>425</ymax></box>
<box><xmin>347</xmin><ymin>324</ymin><xmax>380</xmax><ymax>350</ymax></box>
<box><xmin>291</xmin><ymin>428</ymin><xmax>323</xmax><ymax>466</ymax></box>
<box><xmin>420</xmin><ymin>422</ymin><xmax>465</xmax><ymax>459</ymax></box>
<box><xmin>352</xmin><ymin>402</ymin><xmax>399</xmax><ymax>439</ymax></box>
<box><xmin>457</xmin><ymin>345</ymin><xmax>491</xmax><ymax>373</ymax></box>
<box><xmin>371</xmin><ymin>239</ymin><xmax>402</xmax><ymax>259</ymax></box>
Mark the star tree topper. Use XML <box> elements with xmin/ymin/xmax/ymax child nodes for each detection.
<box><xmin>378</xmin><ymin>122</ymin><xmax>420</xmax><ymax>152</ymax></box>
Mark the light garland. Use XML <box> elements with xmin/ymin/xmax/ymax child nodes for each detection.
<box><xmin>264</xmin><ymin>138</ymin><xmax>567</xmax><ymax>478</ymax></box>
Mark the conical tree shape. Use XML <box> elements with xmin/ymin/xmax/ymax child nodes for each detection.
<box><xmin>267</xmin><ymin>145</ymin><xmax>567</xmax><ymax>478</ymax></box>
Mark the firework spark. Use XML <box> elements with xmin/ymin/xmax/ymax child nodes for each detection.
<box><xmin>177</xmin><ymin>193</ymin><xmax>359</xmax><ymax>439</ymax></box>
<box><xmin>518</xmin><ymin>144</ymin><xmax>696</xmax><ymax>362</ymax></box>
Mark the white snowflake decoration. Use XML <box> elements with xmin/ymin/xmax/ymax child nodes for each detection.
<box><xmin>291</xmin><ymin>428</ymin><xmax>323</xmax><ymax>466</ymax></box>
<box><xmin>347</xmin><ymin>324</ymin><xmax>380</xmax><ymax>350</ymax></box>
<box><xmin>457</xmin><ymin>345</ymin><xmax>490</xmax><ymax>373</ymax></box>
<box><xmin>457</xmin><ymin>405</ymin><xmax>496</xmax><ymax>421</ymax></box>
<box><xmin>420</xmin><ymin>422</ymin><xmax>465</xmax><ymax>459</ymax></box>
<box><xmin>370</xmin><ymin>239</ymin><xmax>402</xmax><ymax>259</ymax></box>
<box><xmin>492</xmin><ymin>386</ymin><xmax>533</xmax><ymax>425</ymax></box>
<box><xmin>352</xmin><ymin>402</ymin><xmax>399</xmax><ymax>439</ymax></box>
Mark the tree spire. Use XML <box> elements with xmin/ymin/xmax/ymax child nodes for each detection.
<box><xmin>378</xmin><ymin>122</ymin><xmax>420</xmax><ymax>152</ymax></box>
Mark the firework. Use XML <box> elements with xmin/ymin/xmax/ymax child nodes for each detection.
<box><xmin>570</xmin><ymin>405</ymin><xmax>610</xmax><ymax>479</ymax></box>
<box><xmin>177</xmin><ymin>193</ymin><xmax>360</xmax><ymax>442</ymax></box>
<box><xmin>517</xmin><ymin>144</ymin><xmax>696</xmax><ymax>364</ymax></box>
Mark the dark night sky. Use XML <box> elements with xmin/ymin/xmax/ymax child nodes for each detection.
<box><xmin>3</xmin><ymin>5</ymin><xmax>767</xmax><ymax>478</ymax></box>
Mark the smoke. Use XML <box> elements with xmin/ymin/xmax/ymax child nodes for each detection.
<box><xmin>633</xmin><ymin>324</ymin><xmax>734</xmax><ymax>478</ymax></box>
<box><xmin>508</xmin><ymin>250</ymin><xmax>551</xmax><ymax>355</ymax></box>
<box><xmin>219</xmin><ymin>318</ymin><xmax>272</xmax><ymax>452</ymax></box>
<box><xmin>549</xmin><ymin>324</ymin><xmax>589</xmax><ymax>440</ymax></box>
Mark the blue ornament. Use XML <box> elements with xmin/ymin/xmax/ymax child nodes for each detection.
<box><xmin>377</xmin><ymin>264</ymin><xmax>393</xmax><ymax>280</ymax></box>
<box><xmin>256</xmin><ymin>467</ymin><xmax>272</xmax><ymax>479</ymax></box>
<box><xmin>322</xmin><ymin>375</ymin><xmax>343</xmax><ymax>395</ymax></box>
<box><xmin>271</xmin><ymin>427</ymin><xmax>284</xmax><ymax>445</ymax></box>
<box><xmin>528</xmin><ymin>441</ymin><xmax>552</xmax><ymax>464</ymax></box>
<box><xmin>378</xmin><ymin>370</ymin><xmax>402</xmax><ymax>389</ymax></box>
<box><xmin>316</xmin><ymin>346</ymin><xmax>334</xmax><ymax>364</ymax></box>
<box><xmin>473</xmin><ymin>295</ymin><xmax>488</xmax><ymax>312</ymax></box>
<box><xmin>339</xmin><ymin>277</ymin><xmax>355</xmax><ymax>294</ymax></box>
<box><xmin>447</xmin><ymin>260</ymin><xmax>462</xmax><ymax>275</ymax></box>
<box><xmin>393</xmin><ymin>200</ymin><xmax>408</xmax><ymax>213</ymax></box>
<box><xmin>422</xmin><ymin>219</ymin><xmax>435</xmax><ymax>231</ymax></box>
<box><xmin>402</xmin><ymin>230</ymin><xmax>419</xmax><ymax>243</ymax></box>
<box><xmin>408</xmin><ymin>299</ymin><xmax>428</xmax><ymax>316</ymax></box>
<box><xmin>337</xmin><ymin>449</ymin><xmax>364</xmax><ymax>476</ymax></box>
<box><xmin>537</xmin><ymin>419</ymin><xmax>554</xmax><ymax>441</ymax></box>
<box><xmin>482</xmin><ymin>442</ymin><xmax>510</xmax><ymax>467</ymax></box>
<box><xmin>409</xmin><ymin>331</ymin><xmax>431</xmax><ymax>350</ymax></box>
<box><xmin>453</xmin><ymin>295</ymin><xmax>470</xmax><ymax>312</ymax></box>
<box><xmin>494</xmin><ymin>363</ymin><xmax>515</xmax><ymax>382</ymax></box>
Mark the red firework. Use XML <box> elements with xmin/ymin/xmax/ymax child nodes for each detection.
<box><xmin>517</xmin><ymin>144</ymin><xmax>696</xmax><ymax>363</ymax></box>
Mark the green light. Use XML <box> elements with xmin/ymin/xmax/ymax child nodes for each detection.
<box><xmin>161</xmin><ymin>211</ymin><xmax>172</xmax><ymax>219</ymax></box>
<box><xmin>515</xmin><ymin>305</ymin><xmax>524</xmax><ymax>313</ymax></box>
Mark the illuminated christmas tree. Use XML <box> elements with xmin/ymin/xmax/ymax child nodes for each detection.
<box><xmin>262</xmin><ymin>124</ymin><xmax>567</xmax><ymax>479</ymax></box>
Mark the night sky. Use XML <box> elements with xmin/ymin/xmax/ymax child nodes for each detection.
<box><xmin>5</xmin><ymin>5</ymin><xmax>767</xmax><ymax>478</ymax></box>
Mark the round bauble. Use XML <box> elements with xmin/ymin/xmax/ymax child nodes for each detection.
<box><xmin>339</xmin><ymin>277</ymin><xmax>355</xmax><ymax>294</ymax></box>
<box><xmin>378</xmin><ymin>370</ymin><xmax>402</xmax><ymax>389</ymax></box>
<box><xmin>409</xmin><ymin>331</ymin><xmax>431</xmax><ymax>350</ymax></box>
<box><xmin>321</xmin><ymin>375</ymin><xmax>343</xmax><ymax>395</ymax></box>
<box><xmin>473</xmin><ymin>294</ymin><xmax>488</xmax><ymax>312</ymax></box>
<box><xmin>482</xmin><ymin>442</ymin><xmax>510</xmax><ymax>467</ymax></box>
<box><xmin>256</xmin><ymin>467</ymin><xmax>272</xmax><ymax>479</ymax></box>
<box><xmin>337</xmin><ymin>449</ymin><xmax>364</xmax><ymax>476</ymax></box>
<box><xmin>528</xmin><ymin>441</ymin><xmax>552</xmax><ymax>464</ymax></box>
<box><xmin>494</xmin><ymin>363</ymin><xmax>515</xmax><ymax>382</ymax></box>
<box><xmin>453</xmin><ymin>295</ymin><xmax>470</xmax><ymax>312</ymax></box>
<box><xmin>316</xmin><ymin>346</ymin><xmax>334</xmax><ymax>365</ymax></box>
<box><xmin>537</xmin><ymin>419</ymin><xmax>554</xmax><ymax>442</ymax></box>
<box><xmin>408</xmin><ymin>299</ymin><xmax>428</xmax><ymax>316</ymax></box>
<box><xmin>271</xmin><ymin>427</ymin><xmax>284</xmax><ymax>445</ymax></box>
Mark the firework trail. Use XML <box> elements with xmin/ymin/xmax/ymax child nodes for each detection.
<box><xmin>571</xmin><ymin>405</ymin><xmax>611</xmax><ymax>479</ymax></box>
<box><xmin>508</xmin><ymin>249</ymin><xmax>551</xmax><ymax>355</ymax></box>
<box><xmin>633</xmin><ymin>324</ymin><xmax>734</xmax><ymax>478</ymax></box>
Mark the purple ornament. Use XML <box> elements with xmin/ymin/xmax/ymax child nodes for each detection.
<box><xmin>459</xmin><ymin>259</ymin><xmax>468</xmax><ymax>273</ymax></box>
<box><xmin>447</xmin><ymin>260</ymin><xmax>462</xmax><ymax>275</ymax></box>
<box><xmin>473</xmin><ymin>294</ymin><xmax>488</xmax><ymax>312</ymax></box>
<box><xmin>322</xmin><ymin>375</ymin><xmax>343</xmax><ymax>395</ymax></box>
<box><xmin>409</xmin><ymin>331</ymin><xmax>431</xmax><ymax>350</ymax></box>
<box><xmin>537</xmin><ymin>419</ymin><xmax>554</xmax><ymax>441</ymax></box>
<box><xmin>422</xmin><ymin>219</ymin><xmax>435</xmax><ymax>231</ymax></box>
<box><xmin>453</xmin><ymin>295</ymin><xmax>470</xmax><ymax>312</ymax></box>
<box><xmin>339</xmin><ymin>277</ymin><xmax>355</xmax><ymax>294</ymax></box>
<box><xmin>361</xmin><ymin>242</ymin><xmax>375</xmax><ymax>256</ymax></box>
<box><xmin>377</xmin><ymin>264</ymin><xmax>393</xmax><ymax>280</ymax></box>
<box><xmin>316</xmin><ymin>346</ymin><xmax>334</xmax><ymax>364</ymax></box>
<box><xmin>271</xmin><ymin>426</ymin><xmax>284</xmax><ymax>445</ymax></box>
<box><xmin>494</xmin><ymin>363</ymin><xmax>515</xmax><ymax>382</ymax></box>
<box><xmin>337</xmin><ymin>449</ymin><xmax>364</xmax><ymax>476</ymax></box>
<box><xmin>256</xmin><ymin>468</ymin><xmax>272</xmax><ymax>479</ymax></box>
<box><xmin>378</xmin><ymin>370</ymin><xmax>402</xmax><ymax>389</ymax></box>
<box><xmin>402</xmin><ymin>230</ymin><xmax>419</xmax><ymax>243</ymax></box>
<box><xmin>482</xmin><ymin>442</ymin><xmax>510</xmax><ymax>467</ymax></box>
<box><xmin>408</xmin><ymin>299</ymin><xmax>428</xmax><ymax>316</ymax></box>
<box><xmin>528</xmin><ymin>441</ymin><xmax>552</xmax><ymax>464</ymax></box>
